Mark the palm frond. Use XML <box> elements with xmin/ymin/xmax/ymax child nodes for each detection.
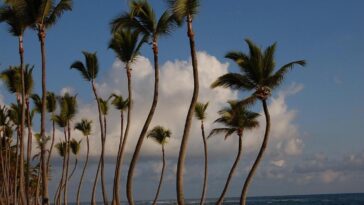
<box><xmin>70</xmin><ymin>60</ymin><xmax>90</xmax><ymax>81</ymax></box>
<box><xmin>74</xmin><ymin>118</ymin><xmax>92</xmax><ymax>136</ymax></box>
<box><xmin>109</xmin><ymin>93</ymin><xmax>129</xmax><ymax>111</ymax></box>
<box><xmin>207</xmin><ymin>127</ymin><xmax>235</xmax><ymax>140</ymax></box>
<box><xmin>211</xmin><ymin>73</ymin><xmax>255</xmax><ymax>91</ymax></box>
<box><xmin>264</xmin><ymin>60</ymin><xmax>306</xmax><ymax>89</ymax></box>
<box><xmin>31</xmin><ymin>93</ymin><xmax>42</xmax><ymax>113</ymax></box>
<box><xmin>69</xmin><ymin>138</ymin><xmax>80</xmax><ymax>155</ymax></box>
<box><xmin>194</xmin><ymin>101</ymin><xmax>208</xmax><ymax>121</ymax></box>
<box><xmin>169</xmin><ymin>0</ymin><xmax>200</xmax><ymax>20</ymax></box>
<box><xmin>46</xmin><ymin>91</ymin><xmax>57</xmax><ymax>113</ymax></box>
<box><xmin>45</xmin><ymin>0</ymin><xmax>72</xmax><ymax>28</ymax></box>
<box><xmin>147</xmin><ymin>125</ymin><xmax>171</xmax><ymax>145</ymax></box>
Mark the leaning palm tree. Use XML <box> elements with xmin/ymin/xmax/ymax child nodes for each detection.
<box><xmin>108</xmin><ymin>93</ymin><xmax>129</xmax><ymax>205</ymax></box>
<box><xmin>111</xmin><ymin>1</ymin><xmax>177</xmax><ymax>204</ymax></box>
<box><xmin>0</xmin><ymin>2</ymin><xmax>32</xmax><ymax>202</ymax></box>
<box><xmin>208</xmin><ymin>101</ymin><xmax>259</xmax><ymax>205</ymax></box>
<box><xmin>70</xmin><ymin>51</ymin><xmax>106</xmax><ymax>205</ymax></box>
<box><xmin>108</xmin><ymin>28</ymin><xmax>145</xmax><ymax>205</ymax></box>
<box><xmin>166</xmin><ymin>0</ymin><xmax>201</xmax><ymax>203</ymax></box>
<box><xmin>74</xmin><ymin>119</ymin><xmax>92</xmax><ymax>205</ymax></box>
<box><xmin>211</xmin><ymin>39</ymin><xmax>306</xmax><ymax>205</ymax></box>
<box><xmin>68</xmin><ymin>139</ymin><xmax>81</xmax><ymax>180</ymax></box>
<box><xmin>194</xmin><ymin>102</ymin><xmax>209</xmax><ymax>205</ymax></box>
<box><xmin>147</xmin><ymin>126</ymin><xmax>171</xmax><ymax>205</ymax></box>
<box><xmin>27</xmin><ymin>1</ymin><xmax>73</xmax><ymax>202</ymax></box>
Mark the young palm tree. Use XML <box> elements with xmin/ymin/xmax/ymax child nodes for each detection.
<box><xmin>194</xmin><ymin>102</ymin><xmax>209</xmax><ymax>205</ymax></box>
<box><xmin>111</xmin><ymin>2</ymin><xmax>177</xmax><ymax>204</ymax></box>
<box><xmin>208</xmin><ymin>101</ymin><xmax>259</xmax><ymax>205</ymax></box>
<box><xmin>70</xmin><ymin>51</ymin><xmax>107</xmax><ymax>205</ymax></box>
<box><xmin>211</xmin><ymin>39</ymin><xmax>306</xmax><ymax>205</ymax></box>
<box><xmin>108</xmin><ymin>28</ymin><xmax>145</xmax><ymax>205</ymax></box>
<box><xmin>74</xmin><ymin>119</ymin><xmax>92</xmax><ymax>205</ymax></box>
<box><xmin>27</xmin><ymin>1</ymin><xmax>73</xmax><ymax>202</ymax></box>
<box><xmin>68</xmin><ymin>139</ymin><xmax>81</xmax><ymax>180</ymax></box>
<box><xmin>166</xmin><ymin>1</ymin><xmax>201</xmax><ymax>203</ymax></box>
<box><xmin>147</xmin><ymin>126</ymin><xmax>171</xmax><ymax>205</ymax></box>
<box><xmin>108</xmin><ymin>93</ymin><xmax>129</xmax><ymax>205</ymax></box>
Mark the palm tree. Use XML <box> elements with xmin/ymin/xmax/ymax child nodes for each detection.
<box><xmin>27</xmin><ymin>1</ymin><xmax>73</xmax><ymax>202</ymax></box>
<box><xmin>194</xmin><ymin>102</ymin><xmax>208</xmax><ymax>205</ymax></box>
<box><xmin>70</xmin><ymin>51</ymin><xmax>106</xmax><ymax>205</ymax></box>
<box><xmin>74</xmin><ymin>119</ymin><xmax>92</xmax><ymax>205</ymax></box>
<box><xmin>108</xmin><ymin>93</ymin><xmax>129</xmax><ymax>205</ymax></box>
<box><xmin>166</xmin><ymin>1</ymin><xmax>201</xmax><ymax>203</ymax></box>
<box><xmin>211</xmin><ymin>39</ymin><xmax>306</xmax><ymax>205</ymax></box>
<box><xmin>111</xmin><ymin>1</ymin><xmax>177</xmax><ymax>204</ymax></box>
<box><xmin>0</xmin><ymin>2</ymin><xmax>32</xmax><ymax>202</ymax></box>
<box><xmin>208</xmin><ymin>101</ymin><xmax>259</xmax><ymax>204</ymax></box>
<box><xmin>54</xmin><ymin>140</ymin><xmax>67</xmax><ymax>205</ymax></box>
<box><xmin>147</xmin><ymin>126</ymin><xmax>171</xmax><ymax>205</ymax></box>
<box><xmin>68</xmin><ymin>139</ymin><xmax>81</xmax><ymax>180</ymax></box>
<box><xmin>45</xmin><ymin>92</ymin><xmax>57</xmax><ymax>174</ymax></box>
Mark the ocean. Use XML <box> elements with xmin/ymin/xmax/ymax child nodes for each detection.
<box><xmin>129</xmin><ymin>193</ymin><xmax>364</xmax><ymax>205</ymax></box>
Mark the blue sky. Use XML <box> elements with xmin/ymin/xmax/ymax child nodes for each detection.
<box><xmin>1</xmin><ymin>0</ymin><xmax>364</xmax><ymax>202</ymax></box>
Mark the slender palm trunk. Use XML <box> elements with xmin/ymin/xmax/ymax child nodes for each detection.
<box><xmin>38</xmin><ymin>26</ymin><xmax>49</xmax><ymax>205</ymax></box>
<box><xmin>112</xmin><ymin>112</ymin><xmax>124</xmax><ymax>205</ymax></box>
<box><xmin>240</xmin><ymin>100</ymin><xmax>270</xmax><ymax>205</ymax></box>
<box><xmin>68</xmin><ymin>157</ymin><xmax>77</xmax><ymax>180</ymax></box>
<box><xmin>26</xmin><ymin>98</ymin><xmax>33</xmax><ymax>204</ymax></box>
<box><xmin>13</xmin><ymin>132</ymin><xmax>19</xmax><ymax>204</ymax></box>
<box><xmin>76</xmin><ymin>136</ymin><xmax>89</xmax><ymax>205</ymax></box>
<box><xmin>35</xmin><ymin>164</ymin><xmax>41</xmax><ymax>205</ymax></box>
<box><xmin>56</xmin><ymin>128</ymin><xmax>67</xmax><ymax>205</ymax></box>
<box><xmin>63</xmin><ymin>123</ymin><xmax>71</xmax><ymax>205</ymax></box>
<box><xmin>199</xmin><ymin>121</ymin><xmax>208</xmax><ymax>205</ymax></box>
<box><xmin>101</xmin><ymin>116</ymin><xmax>109</xmax><ymax>204</ymax></box>
<box><xmin>91</xmin><ymin>81</ymin><xmax>105</xmax><ymax>205</ymax></box>
<box><xmin>46</xmin><ymin>120</ymin><xmax>56</xmax><ymax>174</ymax></box>
<box><xmin>112</xmin><ymin>64</ymin><xmax>132</xmax><ymax>205</ymax></box>
<box><xmin>152</xmin><ymin>145</ymin><xmax>166</xmax><ymax>205</ymax></box>
<box><xmin>177</xmin><ymin>15</ymin><xmax>199</xmax><ymax>205</ymax></box>
<box><xmin>18</xmin><ymin>35</ymin><xmax>27</xmax><ymax>205</ymax></box>
<box><xmin>126</xmin><ymin>38</ymin><xmax>159</xmax><ymax>205</ymax></box>
<box><xmin>216</xmin><ymin>134</ymin><xmax>243</xmax><ymax>205</ymax></box>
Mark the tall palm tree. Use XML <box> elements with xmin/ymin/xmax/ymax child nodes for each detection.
<box><xmin>74</xmin><ymin>119</ymin><xmax>92</xmax><ymax>205</ymax></box>
<box><xmin>166</xmin><ymin>1</ymin><xmax>201</xmax><ymax>203</ymax></box>
<box><xmin>68</xmin><ymin>138</ymin><xmax>80</xmax><ymax>180</ymax></box>
<box><xmin>211</xmin><ymin>39</ymin><xmax>306</xmax><ymax>205</ymax></box>
<box><xmin>208</xmin><ymin>101</ymin><xmax>259</xmax><ymax>204</ymax></box>
<box><xmin>111</xmin><ymin>2</ymin><xmax>177</xmax><ymax>204</ymax></box>
<box><xmin>194</xmin><ymin>102</ymin><xmax>208</xmax><ymax>205</ymax></box>
<box><xmin>70</xmin><ymin>51</ymin><xmax>106</xmax><ymax>205</ymax></box>
<box><xmin>0</xmin><ymin>2</ymin><xmax>32</xmax><ymax>202</ymax></box>
<box><xmin>147</xmin><ymin>126</ymin><xmax>171</xmax><ymax>205</ymax></box>
<box><xmin>27</xmin><ymin>1</ymin><xmax>73</xmax><ymax>203</ymax></box>
<box><xmin>108</xmin><ymin>93</ymin><xmax>129</xmax><ymax>205</ymax></box>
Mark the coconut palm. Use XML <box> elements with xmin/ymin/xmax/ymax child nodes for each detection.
<box><xmin>111</xmin><ymin>1</ymin><xmax>177</xmax><ymax>203</ymax></box>
<box><xmin>194</xmin><ymin>102</ymin><xmax>209</xmax><ymax>205</ymax></box>
<box><xmin>68</xmin><ymin>139</ymin><xmax>81</xmax><ymax>180</ymax></box>
<box><xmin>147</xmin><ymin>126</ymin><xmax>171</xmax><ymax>205</ymax></box>
<box><xmin>166</xmin><ymin>0</ymin><xmax>201</xmax><ymax>202</ymax></box>
<box><xmin>70</xmin><ymin>51</ymin><xmax>107</xmax><ymax>205</ymax></box>
<box><xmin>208</xmin><ymin>101</ymin><xmax>259</xmax><ymax>205</ymax></box>
<box><xmin>211</xmin><ymin>39</ymin><xmax>306</xmax><ymax>205</ymax></box>
<box><xmin>27</xmin><ymin>1</ymin><xmax>73</xmax><ymax>202</ymax></box>
<box><xmin>74</xmin><ymin>119</ymin><xmax>92</xmax><ymax>205</ymax></box>
<box><xmin>108</xmin><ymin>93</ymin><xmax>129</xmax><ymax>205</ymax></box>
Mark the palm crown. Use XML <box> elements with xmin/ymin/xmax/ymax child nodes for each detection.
<box><xmin>167</xmin><ymin>0</ymin><xmax>200</xmax><ymax>22</ymax></box>
<box><xmin>147</xmin><ymin>126</ymin><xmax>171</xmax><ymax>146</ymax></box>
<box><xmin>209</xmin><ymin>100</ymin><xmax>259</xmax><ymax>139</ymax></box>
<box><xmin>109</xmin><ymin>94</ymin><xmax>129</xmax><ymax>111</ymax></box>
<box><xmin>0</xmin><ymin>65</ymin><xmax>34</xmax><ymax>96</ymax></box>
<box><xmin>70</xmin><ymin>51</ymin><xmax>99</xmax><ymax>82</ymax></box>
<box><xmin>74</xmin><ymin>119</ymin><xmax>92</xmax><ymax>137</ymax></box>
<box><xmin>0</xmin><ymin>0</ymin><xmax>32</xmax><ymax>36</ymax></box>
<box><xmin>212</xmin><ymin>39</ymin><xmax>306</xmax><ymax>100</ymax></box>
<box><xmin>57</xmin><ymin>92</ymin><xmax>77</xmax><ymax>122</ymax></box>
<box><xmin>194</xmin><ymin>102</ymin><xmax>208</xmax><ymax>121</ymax></box>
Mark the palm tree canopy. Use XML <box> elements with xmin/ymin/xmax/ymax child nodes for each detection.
<box><xmin>209</xmin><ymin>100</ymin><xmax>259</xmax><ymax>139</ymax></box>
<box><xmin>147</xmin><ymin>125</ymin><xmax>171</xmax><ymax>145</ymax></box>
<box><xmin>26</xmin><ymin>0</ymin><xmax>72</xmax><ymax>29</ymax></box>
<box><xmin>55</xmin><ymin>141</ymin><xmax>67</xmax><ymax>157</ymax></box>
<box><xmin>34</xmin><ymin>133</ymin><xmax>50</xmax><ymax>148</ymax></box>
<box><xmin>194</xmin><ymin>101</ymin><xmax>208</xmax><ymax>121</ymax></box>
<box><xmin>167</xmin><ymin>0</ymin><xmax>200</xmax><ymax>22</ymax></box>
<box><xmin>0</xmin><ymin>105</ymin><xmax>10</xmax><ymax>126</ymax></box>
<box><xmin>46</xmin><ymin>91</ymin><xmax>57</xmax><ymax>113</ymax></box>
<box><xmin>52</xmin><ymin>113</ymin><xmax>67</xmax><ymax>128</ymax></box>
<box><xmin>211</xmin><ymin>39</ymin><xmax>306</xmax><ymax>100</ymax></box>
<box><xmin>0</xmin><ymin>0</ymin><xmax>31</xmax><ymax>36</ymax></box>
<box><xmin>0</xmin><ymin>64</ymin><xmax>34</xmax><ymax>95</ymax></box>
<box><xmin>98</xmin><ymin>97</ymin><xmax>109</xmax><ymax>115</ymax></box>
<box><xmin>8</xmin><ymin>103</ymin><xmax>21</xmax><ymax>126</ymax></box>
<box><xmin>30</xmin><ymin>93</ymin><xmax>42</xmax><ymax>113</ymax></box>
<box><xmin>110</xmin><ymin>0</ymin><xmax>177</xmax><ymax>39</ymax></box>
<box><xmin>109</xmin><ymin>28</ymin><xmax>146</xmax><ymax>64</ymax></box>
<box><xmin>70</xmin><ymin>51</ymin><xmax>99</xmax><ymax>82</ymax></box>
<box><xmin>70</xmin><ymin>139</ymin><xmax>81</xmax><ymax>155</ymax></box>
<box><xmin>74</xmin><ymin>119</ymin><xmax>92</xmax><ymax>136</ymax></box>
<box><xmin>57</xmin><ymin>92</ymin><xmax>77</xmax><ymax>122</ymax></box>
<box><xmin>109</xmin><ymin>93</ymin><xmax>129</xmax><ymax>111</ymax></box>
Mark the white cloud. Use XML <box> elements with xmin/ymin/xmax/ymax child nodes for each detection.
<box><xmin>321</xmin><ymin>169</ymin><xmax>340</xmax><ymax>183</ymax></box>
<box><xmin>60</xmin><ymin>86</ymin><xmax>75</xmax><ymax>95</ymax></box>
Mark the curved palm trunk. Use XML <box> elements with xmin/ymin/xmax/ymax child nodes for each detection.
<box><xmin>216</xmin><ymin>135</ymin><xmax>242</xmax><ymax>205</ymax></box>
<box><xmin>91</xmin><ymin>81</ymin><xmax>105</xmax><ymax>205</ymax></box>
<box><xmin>76</xmin><ymin>136</ymin><xmax>89</xmax><ymax>205</ymax></box>
<box><xmin>18</xmin><ymin>35</ymin><xmax>27</xmax><ymax>205</ymax></box>
<box><xmin>199</xmin><ymin>121</ymin><xmax>208</xmax><ymax>205</ymax></box>
<box><xmin>177</xmin><ymin>15</ymin><xmax>199</xmax><ymax>205</ymax></box>
<box><xmin>63</xmin><ymin>123</ymin><xmax>72</xmax><ymax>205</ymax></box>
<box><xmin>101</xmin><ymin>116</ymin><xmax>109</xmax><ymax>205</ymax></box>
<box><xmin>112</xmin><ymin>64</ymin><xmax>132</xmax><ymax>205</ymax></box>
<box><xmin>46</xmin><ymin>120</ymin><xmax>56</xmax><ymax>174</ymax></box>
<box><xmin>68</xmin><ymin>157</ymin><xmax>78</xmax><ymax>181</ymax></box>
<box><xmin>38</xmin><ymin>26</ymin><xmax>49</xmax><ymax>205</ymax></box>
<box><xmin>152</xmin><ymin>145</ymin><xmax>166</xmax><ymax>205</ymax></box>
<box><xmin>240</xmin><ymin>100</ymin><xmax>270</xmax><ymax>205</ymax></box>
<box><xmin>126</xmin><ymin>38</ymin><xmax>160</xmax><ymax>205</ymax></box>
<box><xmin>26</xmin><ymin>98</ymin><xmax>33</xmax><ymax>205</ymax></box>
<box><xmin>112</xmin><ymin>112</ymin><xmax>124</xmax><ymax>205</ymax></box>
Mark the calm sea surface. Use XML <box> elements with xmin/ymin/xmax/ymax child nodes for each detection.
<box><xmin>77</xmin><ymin>193</ymin><xmax>364</xmax><ymax>205</ymax></box>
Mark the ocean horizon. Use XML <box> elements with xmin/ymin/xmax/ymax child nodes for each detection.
<box><xmin>70</xmin><ymin>193</ymin><xmax>364</xmax><ymax>205</ymax></box>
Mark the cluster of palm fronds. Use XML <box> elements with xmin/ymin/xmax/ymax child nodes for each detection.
<box><xmin>0</xmin><ymin>0</ymin><xmax>306</xmax><ymax>205</ymax></box>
